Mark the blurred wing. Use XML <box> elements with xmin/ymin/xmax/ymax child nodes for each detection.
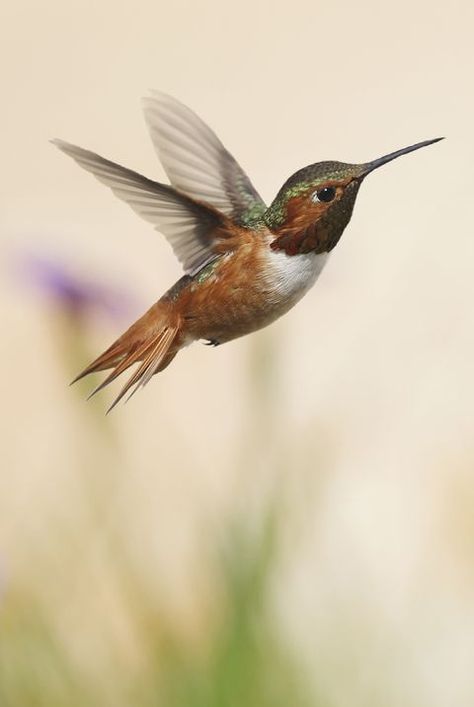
<box><xmin>53</xmin><ymin>140</ymin><xmax>226</xmax><ymax>274</ymax></box>
<box><xmin>142</xmin><ymin>91</ymin><xmax>266</xmax><ymax>225</ymax></box>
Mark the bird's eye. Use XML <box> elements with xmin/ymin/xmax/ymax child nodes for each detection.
<box><xmin>312</xmin><ymin>186</ymin><xmax>336</xmax><ymax>203</ymax></box>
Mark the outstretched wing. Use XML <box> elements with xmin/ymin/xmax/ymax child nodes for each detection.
<box><xmin>52</xmin><ymin>140</ymin><xmax>228</xmax><ymax>274</ymax></box>
<box><xmin>142</xmin><ymin>91</ymin><xmax>266</xmax><ymax>225</ymax></box>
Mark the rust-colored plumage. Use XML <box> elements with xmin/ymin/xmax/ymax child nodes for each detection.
<box><xmin>54</xmin><ymin>92</ymin><xmax>443</xmax><ymax>410</ymax></box>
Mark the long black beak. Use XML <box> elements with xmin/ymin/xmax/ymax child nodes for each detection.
<box><xmin>360</xmin><ymin>137</ymin><xmax>444</xmax><ymax>178</ymax></box>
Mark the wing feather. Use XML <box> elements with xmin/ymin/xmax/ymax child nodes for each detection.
<box><xmin>142</xmin><ymin>92</ymin><xmax>266</xmax><ymax>224</ymax></box>
<box><xmin>52</xmin><ymin>140</ymin><xmax>225</xmax><ymax>273</ymax></box>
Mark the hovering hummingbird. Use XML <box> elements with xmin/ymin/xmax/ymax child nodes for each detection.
<box><xmin>53</xmin><ymin>93</ymin><xmax>442</xmax><ymax>410</ymax></box>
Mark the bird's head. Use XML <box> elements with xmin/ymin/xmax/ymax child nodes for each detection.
<box><xmin>265</xmin><ymin>138</ymin><xmax>443</xmax><ymax>255</ymax></box>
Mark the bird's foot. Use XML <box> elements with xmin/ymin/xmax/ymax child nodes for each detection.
<box><xmin>204</xmin><ymin>339</ymin><xmax>220</xmax><ymax>347</ymax></box>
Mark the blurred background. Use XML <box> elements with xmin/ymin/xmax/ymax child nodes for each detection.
<box><xmin>1</xmin><ymin>1</ymin><xmax>474</xmax><ymax>705</ymax></box>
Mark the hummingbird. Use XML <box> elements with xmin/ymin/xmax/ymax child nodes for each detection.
<box><xmin>53</xmin><ymin>92</ymin><xmax>442</xmax><ymax>411</ymax></box>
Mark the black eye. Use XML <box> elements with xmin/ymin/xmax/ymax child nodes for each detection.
<box><xmin>317</xmin><ymin>186</ymin><xmax>336</xmax><ymax>202</ymax></box>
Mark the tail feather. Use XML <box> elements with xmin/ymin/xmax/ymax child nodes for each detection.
<box><xmin>86</xmin><ymin>339</ymin><xmax>152</xmax><ymax>400</ymax></box>
<box><xmin>70</xmin><ymin>341</ymin><xmax>129</xmax><ymax>384</ymax></box>
<box><xmin>72</xmin><ymin>315</ymin><xmax>180</xmax><ymax>410</ymax></box>
<box><xmin>106</xmin><ymin>327</ymin><xmax>178</xmax><ymax>413</ymax></box>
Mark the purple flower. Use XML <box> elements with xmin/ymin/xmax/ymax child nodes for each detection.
<box><xmin>16</xmin><ymin>253</ymin><xmax>137</xmax><ymax>322</ymax></box>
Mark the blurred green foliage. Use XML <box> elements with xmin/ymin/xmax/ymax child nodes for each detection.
<box><xmin>0</xmin><ymin>269</ymin><xmax>316</xmax><ymax>706</ymax></box>
<box><xmin>0</xmin><ymin>503</ymin><xmax>314</xmax><ymax>706</ymax></box>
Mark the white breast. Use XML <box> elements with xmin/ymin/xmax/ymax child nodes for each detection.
<box><xmin>264</xmin><ymin>248</ymin><xmax>329</xmax><ymax>307</ymax></box>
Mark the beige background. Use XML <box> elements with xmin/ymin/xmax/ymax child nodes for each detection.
<box><xmin>1</xmin><ymin>1</ymin><xmax>474</xmax><ymax>704</ymax></box>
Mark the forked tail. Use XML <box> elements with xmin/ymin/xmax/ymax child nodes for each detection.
<box><xmin>72</xmin><ymin>309</ymin><xmax>180</xmax><ymax>412</ymax></box>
